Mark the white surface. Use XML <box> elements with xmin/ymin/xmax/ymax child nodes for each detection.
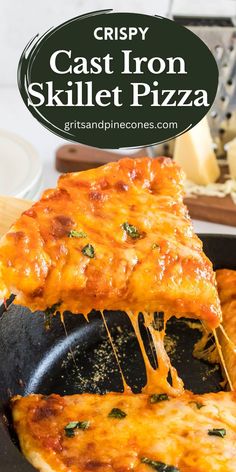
<box><xmin>0</xmin><ymin>86</ymin><xmax>63</xmax><ymax>191</ymax></box>
<box><xmin>171</xmin><ymin>0</ymin><xmax>236</xmax><ymax>18</ymax></box>
<box><xmin>193</xmin><ymin>219</ymin><xmax>236</xmax><ymax>235</ymax></box>
<box><xmin>25</xmin><ymin>174</ymin><xmax>44</xmax><ymax>201</ymax></box>
<box><xmin>0</xmin><ymin>129</ymin><xmax>42</xmax><ymax>198</ymax></box>
<box><xmin>0</xmin><ymin>0</ymin><xmax>171</xmax><ymax>86</ymax></box>
<box><xmin>0</xmin><ymin>0</ymin><xmax>229</xmax><ymax>87</ymax></box>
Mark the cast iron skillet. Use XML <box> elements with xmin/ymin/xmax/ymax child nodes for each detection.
<box><xmin>0</xmin><ymin>234</ymin><xmax>235</xmax><ymax>471</ymax></box>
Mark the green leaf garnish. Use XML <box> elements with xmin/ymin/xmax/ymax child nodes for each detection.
<box><xmin>189</xmin><ymin>401</ymin><xmax>204</xmax><ymax>410</ymax></box>
<box><xmin>208</xmin><ymin>428</ymin><xmax>226</xmax><ymax>438</ymax></box>
<box><xmin>122</xmin><ymin>222</ymin><xmax>141</xmax><ymax>239</ymax></box>
<box><xmin>150</xmin><ymin>393</ymin><xmax>169</xmax><ymax>404</ymax></box>
<box><xmin>68</xmin><ymin>230</ymin><xmax>87</xmax><ymax>238</ymax></box>
<box><xmin>81</xmin><ymin>244</ymin><xmax>95</xmax><ymax>258</ymax></box>
<box><xmin>45</xmin><ymin>302</ymin><xmax>61</xmax><ymax>316</ymax></box>
<box><xmin>141</xmin><ymin>457</ymin><xmax>179</xmax><ymax>471</ymax></box>
<box><xmin>44</xmin><ymin>302</ymin><xmax>61</xmax><ymax>329</ymax></box>
<box><xmin>64</xmin><ymin>421</ymin><xmax>90</xmax><ymax>437</ymax></box>
<box><xmin>108</xmin><ymin>408</ymin><xmax>127</xmax><ymax>419</ymax></box>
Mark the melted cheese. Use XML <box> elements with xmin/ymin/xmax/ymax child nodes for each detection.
<box><xmin>0</xmin><ymin>157</ymin><xmax>221</xmax><ymax>328</ymax></box>
<box><xmin>193</xmin><ymin>324</ymin><xmax>219</xmax><ymax>364</ymax></box>
<box><xmin>184</xmin><ymin>178</ymin><xmax>236</xmax><ymax>204</ymax></box>
<box><xmin>184</xmin><ymin>319</ymin><xmax>233</xmax><ymax>390</ymax></box>
<box><xmin>4</xmin><ymin>159</ymin><xmax>233</xmax><ymax>470</ymax></box>
<box><xmin>174</xmin><ymin>117</ymin><xmax>220</xmax><ymax>185</ymax></box>
<box><xmin>12</xmin><ymin>391</ymin><xmax>236</xmax><ymax>472</ymax></box>
<box><xmin>127</xmin><ymin>311</ymin><xmax>184</xmax><ymax>395</ymax></box>
<box><xmin>101</xmin><ymin>310</ymin><xmax>131</xmax><ymax>394</ymax></box>
<box><xmin>216</xmin><ymin>269</ymin><xmax>236</xmax><ymax>390</ymax></box>
<box><xmin>213</xmin><ymin>329</ymin><xmax>233</xmax><ymax>391</ymax></box>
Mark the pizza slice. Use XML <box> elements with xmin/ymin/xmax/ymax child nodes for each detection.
<box><xmin>0</xmin><ymin>157</ymin><xmax>221</xmax><ymax>328</ymax></box>
<box><xmin>216</xmin><ymin>269</ymin><xmax>236</xmax><ymax>389</ymax></box>
<box><xmin>12</xmin><ymin>391</ymin><xmax>236</xmax><ymax>472</ymax></box>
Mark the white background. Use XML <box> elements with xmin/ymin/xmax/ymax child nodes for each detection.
<box><xmin>0</xmin><ymin>0</ymin><xmax>235</xmax><ymax>234</ymax></box>
<box><xmin>0</xmin><ymin>0</ymin><xmax>171</xmax><ymax>86</ymax></box>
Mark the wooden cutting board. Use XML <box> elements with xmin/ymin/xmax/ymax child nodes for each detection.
<box><xmin>184</xmin><ymin>165</ymin><xmax>236</xmax><ymax>227</ymax></box>
<box><xmin>0</xmin><ymin>196</ymin><xmax>31</xmax><ymax>238</ymax></box>
<box><xmin>184</xmin><ymin>194</ymin><xmax>236</xmax><ymax>226</ymax></box>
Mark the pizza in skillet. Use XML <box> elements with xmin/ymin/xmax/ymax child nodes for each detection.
<box><xmin>0</xmin><ymin>157</ymin><xmax>220</xmax><ymax>328</ymax></box>
<box><xmin>12</xmin><ymin>391</ymin><xmax>236</xmax><ymax>472</ymax></box>
<box><xmin>4</xmin><ymin>158</ymin><xmax>234</xmax><ymax>472</ymax></box>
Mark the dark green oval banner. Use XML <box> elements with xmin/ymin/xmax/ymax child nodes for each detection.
<box><xmin>18</xmin><ymin>10</ymin><xmax>218</xmax><ymax>149</ymax></box>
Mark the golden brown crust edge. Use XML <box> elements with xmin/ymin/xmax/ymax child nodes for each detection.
<box><xmin>216</xmin><ymin>269</ymin><xmax>236</xmax><ymax>388</ymax></box>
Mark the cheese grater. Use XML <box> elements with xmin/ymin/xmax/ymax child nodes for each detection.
<box><xmin>172</xmin><ymin>0</ymin><xmax>236</xmax><ymax>155</ymax></box>
<box><xmin>153</xmin><ymin>0</ymin><xmax>236</xmax><ymax>159</ymax></box>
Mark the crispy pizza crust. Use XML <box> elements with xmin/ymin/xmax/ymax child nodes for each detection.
<box><xmin>217</xmin><ymin>269</ymin><xmax>236</xmax><ymax>389</ymax></box>
<box><xmin>0</xmin><ymin>157</ymin><xmax>221</xmax><ymax>327</ymax></box>
<box><xmin>12</xmin><ymin>391</ymin><xmax>236</xmax><ymax>472</ymax></box>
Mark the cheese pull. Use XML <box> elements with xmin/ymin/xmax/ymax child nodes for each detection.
<box><xmin>174</xmin><ymin>117</ymin><xmax>220</xmax><ymax>185</ymax></box>
<box><xmin>216</xmin><ymin>269</ymin><xmax>236</xmax><ymax>390</ymax></box>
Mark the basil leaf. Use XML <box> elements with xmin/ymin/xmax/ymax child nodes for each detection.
<box><xmin>150</xmin><ymin>393</ymin><xmax>169</xmax><ymax>404</ymax></box>
<box><xmin>44</xmin><ymin>302</ymin><xmax>61</xmax><ymax>329</ymax></box>
<box><xmin>81</xmin><ymin>244</ymin><xmax>95</xmax><ymax>258</ymax></box>
<box><xmin>68</xmin><ymin>230</ymin><xmax>87</xmax><ymax>238</ymax></box>
<box><xmin>208</xmin><ymin>428</ymin><xmax>226</xmax><ymax>438</ymax></box>
<box><xmin>64</xmin><ymin>420</ymin><xmax>90</xmax><ymax>437</ymax></box>
<box><xmin>141</xmin><ymin>457</ymin><xmax>179</xmax><ymax>471</ymax></box>
<box><xmin>122</xmin><ymin>222</ymin><xmax>141</xmax><ymax>239</ymax></box>
<box><xmin>108</xmin><ymin>408</ymin><xmax>127</xmax><ymax>419</ymax></box>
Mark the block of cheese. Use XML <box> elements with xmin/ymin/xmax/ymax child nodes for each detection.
<box><xmin>174</xmin><ymin>117</ymin><xmax>220</xmax><ymax>185</ymax></box>
<box><xmin>226</xmin><ymin>137</ymin><xmax>236</xmax><ymax>179</ymax></box>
